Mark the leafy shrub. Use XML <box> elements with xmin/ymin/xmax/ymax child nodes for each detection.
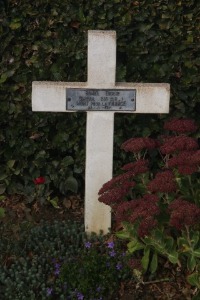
<box><xmin>59</xmin><ymin>240</ymin><xmax>132</xmax><ymax>299</ymax></box>
<box><xmin>0</xmin><ymin>0</ymin><xmax>200</xmax><ymax>200</ymax></box>
<box><xmin>98</xmin><ymin>118</ymin><xmax>200</xmax><ymax>299</ymax></box>
<box><xmin>0</xmin><ymin>220</ymin><xmax>132</xmax><ymax>299</ymax></box>
<box><xmin>0</xmin><ymin>221</ymin><xmax>87</xmax><ymax>299</ymax></box>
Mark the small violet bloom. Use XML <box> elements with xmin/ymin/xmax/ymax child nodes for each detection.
<box><xmin>54</xmin><ymin>268</ymin><xmax>60</xmax><ymax>276</ymax></box>
<box><xmin>109</xmin><ymin>250</ymin><xmax>116</xmax><ymax>257</ymax></box>
<box><xmin>96</xmin><ymin>286</ymin><xmax>101</xmax><ymax>292</ymax></box>
<box><xmin>54</xmin><ymin>262</ymin><xmax>61</xmax><ymax>276</ymax></box>
<box><xmin>116</xmin><ymin>262</ymin><xmax>122</xmax><ymax>270</ymax></box>
<box><xmin>46</xmin><ymin>287</ymin><xmax>53</xmax><ymax>296</ymax></box>
<box><xmin>54</xmin><ymin>263</ymin><xmax>61</xmax><ymax>269</ymax></box>
<box><xmin>77</xmin><ymin>292</ymin><xmax>84</xmax><ymax>300</ymax></box>
<box><xmin>107</xmin><ymin>241</ymin><xmax>115</xmax><ymax>249</ymax></box>
<box><xmin>84</xmin><ymin>241</ymin><xmax>92</xmax><ymax>249</ymax></box>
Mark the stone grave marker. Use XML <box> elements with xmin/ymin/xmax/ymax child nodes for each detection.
<box><xmin>32</xmin><ymin>30</ymin><xmax>170</xmax><ymax>234</ymax></box>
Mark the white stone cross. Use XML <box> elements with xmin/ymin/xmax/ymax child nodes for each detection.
<box><xmin>32</xmin><ymin>30</ymin><xmax>170</xmax><ymax>234</ymax></box>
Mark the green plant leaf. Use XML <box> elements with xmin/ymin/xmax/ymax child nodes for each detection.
<box><xmin>61</xmin><ymin>156</ymin><xmax>74</xmax><ymax>168</ymax></box>
<box><xmin>187</xmin><ymin>272</ymin><xmax>200</xmax><ymax>288</ymax></box>
<box><xmin>49</xmin><ymin>196</ymin><xmax>60</xmax><ymax>209</ymax></box>
<box><xmin>0</xmin><ymin>73</ymin><xmax>7</xmax><ymax>83</ymax></box>
<box><xmin>7</xmin><ymin>160</ymin><xmax>15</xmax><ymax>168</ymax></box>
<box><xmin>0</xmin><ymin>207</ymin><xmax>5</xmax><ymax>217</ymax></box>
<box><xmin>150</xmin><ymin>252</ymin><xmax>158</xmax><ymax>274</ymax></box>
<box><xmin>187</xmin><ymin>256</ymin><xmax>196</xmax><ymax>272</ymax></box>
<box><xmin>193</xmin><ymin>250</ymin><xmax>200</xmax><ymax>258</ymax></box>
<box><xmin>0</xmin><ymin>184</ymin><xmax>6</xmax><ymax>194</ymax></box>
<box><xmin>191</xmin><ymin>231</ymin><xmax>199</xmax><ymax>247</ymax></box>
<box><xmin>141</xmin><ymin>247</ymin><xmax>150</xmax><ymax>272</ymax></box>
<box><xmin>65</xmin><ymin>176</ymin><xmax>78</xmax><ymax>193</ymax></box>
<box><xmin>116</xmin><ymin>230</ymin><xmax>130</xmax><ymax>239</ymax></box>
<box><xmin>127</xmin><ymin>240</ymin><xmax>143</xmax><ymax>253</ymax></box>
<box><xmin>0</xmin><ymin>195</ymin><xmax>6</xmax><ymax>201</ymax></box>
<box><xmin>167</xmin><ymin>251</ymin><xmax>179</xmax><ymax>264</ymax></box>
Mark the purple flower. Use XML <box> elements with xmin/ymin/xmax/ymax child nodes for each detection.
<box><xmin>54</xmin><ymin>262</ymin><xmax>61</xmax><ymax>276</ymax></box>
<box><xmin>76</xmin><ymin>292</ymin><xmax>84</xmax><ymax>300</ymax></box>
<box><xmin>116</xmin><ymin>262</ymin><xmax>122</xmax><ymax>270</ymax></box>
<box><xmin>109</xmin><ymin>250</ymin><xmax>116</xmax><ymax>257</ymax></box>
<box><xmin>96</xmin><ymin>286</ymin><xmax>101</xmax><ymax>292</ymax></box>
<box><xmin>54</xmin><ymin>263</ymin><xmax>61</xmax><ymax>269</ymax></box>
<box><xmin>107</xmin><ymin>241</ymin><xmax>115</xmax><ymax>249</ymax></box>
<box><xmin>46</xmin><ymin>287</ymin><xmax>53</xmax><ymax>296</ymax></box>
<box><xmin>54</xmin><ymin>268</ymin><xmax>60</xmax><ymax>276</ymax></box>
<box><xmin>84</xmin><ymin>241</ymin><xmax>92</xmax><ymax>249</ymax></box>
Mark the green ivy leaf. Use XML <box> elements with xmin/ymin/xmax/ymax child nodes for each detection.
<box><xmin>65</xmin><ymin>176</ymin><xmax>78</xmax><ymax>193</ymax></box>
<box><xmin>0</xmin><ymin>207</ymin><xmax>5</xmax><ymax>217</ymax></box>
<box><xmin>49</xmin><ymin>196</ymin><xmax>60</xmax><ymax>209</ymax></box>
<box><xmin>0</xmin><ymin>195</ymin><xmax>6</xmax><ymax>201</ymax></box>
<box><xmin>0</xmin><ymin>184</ymin><xmax>6</xmax><ymax>194</ymax></box>
<box><xmin>7</xmin><ymin>160</ymin><xmax>15</xmax><ymax>169</ymax></box>
<box><xmin>0</xmin><ymin>73</ymin><xmax>7</xmax><ymax>83</ymax></box>
<box><xmin>9</xmin><ymin>21</ymin><xmax>21</xmax><ymax>30</ymax></box>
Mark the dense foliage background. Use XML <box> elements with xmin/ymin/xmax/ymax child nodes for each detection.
<box><xmin>0</xmin><ymin>0</ymin><xmax>199</xmax><ymax>198</ymax></box>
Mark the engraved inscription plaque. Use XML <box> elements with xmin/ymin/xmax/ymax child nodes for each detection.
<box><xmin>66</xmin><ymin>89</ymin><xmax>136</xmax><ymax>111</ymax></box>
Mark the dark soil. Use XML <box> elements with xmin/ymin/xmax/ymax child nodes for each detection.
<box><xmin>0</xmin><ymin>195</ymin><xmax>197</xmax><ymax>300</ymax></box>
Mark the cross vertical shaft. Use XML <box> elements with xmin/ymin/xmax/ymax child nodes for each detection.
<box><xmin>85</xmin><ymin>31</ymin><xmax>116</xmax><ymax>233</ymax></box>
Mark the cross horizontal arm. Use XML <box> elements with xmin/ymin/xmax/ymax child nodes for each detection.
<box><xmin>32</xmin><ymin>82</ymin><xmax>170</xmax><ymax>113</ymax></box>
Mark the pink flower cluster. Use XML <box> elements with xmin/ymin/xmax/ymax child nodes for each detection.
<box><xmin>98</xmin><ymin>118</ymin><xmax>199</xmax><ymax>240</ymax></box>
<box><xmin>164</xmin><ymin>118</ymin><xmax>198</xmax><ymax>133</ymax></box>
<box><xmin>121</xmin><ymin>137</ymin><xmax>158</xmax><ymax>153</ymax></box>
<box><xmin>168</xmin><ymin>150</ymin><xmax>200</xmax><ymax>175</ymax></box>
<box><xmin>168</xmin><ymin>199</ymin><xmax>200</xmax><ymax>230</ymax></box>
<box><xmin>98</xmin><ymin>173</ymin><xmax>136</xmax><ymax>207</ymax></box>
<box><xmin>115</xmin><ymin>194</ymin><xmax>160</xmax><ymax>237</ymax></box>
<box><xmin>121</xmin><ymin>159</ymin><xmax>149</xmax><ymax>173</ymax></box>
<box><xmin>99</xmin><ymin>171</ymin><xmax>136</xmax><ymax>195</ymax></box>
<box><xmin>147</xmin><ymin>170</ymin><xmax>177</xmax><ymax>193</ymax></box>
<box><xmin>98</xmin><ymin>183</ymin><xmax>135</xmax><ymax>206</ymax></box>
<box><xmin>160</xmin><ymin>136</ymin><xmax>198</xmax><ymax>154</ymax></box>
<box><xmin>98</xmin><ymin>159</ymin><xmax>151</xmax><ymax>207</ymax></box>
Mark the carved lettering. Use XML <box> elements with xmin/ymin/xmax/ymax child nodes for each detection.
<box><xmin>66</xmin><ymin>88</ymin><xmax>136</xmax><ymax>111</ymax></box>
<box><xmin>85</xmin><ymin>90</ymin><xmax>99</xmax><ymax>96</ymax></box>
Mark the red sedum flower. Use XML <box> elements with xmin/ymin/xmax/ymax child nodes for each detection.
<box><xmin>168</xmin><ymin>199</ymin><xmax>200</xmax><ymax>230</ymax></box>
<box><xmin>164</xmin><ymin>118</ymin><xmax>198</xmax><ymax>133</ymax></box>
<box><xmin>33</xmin><ymin>176</ymin><xmax>45</xmax><ymax>185</ymax></box>
<box><xmin>121</xmin><ymin>159</ymin><xmax>149</xmax><ymax>173</ymax></box>
<box><xmin>160</xmin><ymin>136</ymin><xmax>198</xmax><ymax>154</ymax></box>
<box><xmin>121</xmin><ymin>137</ymin><xmax>158</xmax><ymax>153</ymax></box>
<box><xmin>147</xmin><ymin>170</ymin><xmax>177</xmax><ymax>193</ymax></box>
<box><xmin>167</xmin><ymin>150</ymin><xmax>200</xmax><ymax>175</ymax></box>
<box><xmin>115</xmin><ymin>195</ymin><xmax>160</xmax><ymax>237</ymax></box>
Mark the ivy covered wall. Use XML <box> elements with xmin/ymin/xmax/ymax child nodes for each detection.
<box><xmin>0</xmin><ymin>0</ymin><xmax>199</xmax><ymax>197</ymax></box>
